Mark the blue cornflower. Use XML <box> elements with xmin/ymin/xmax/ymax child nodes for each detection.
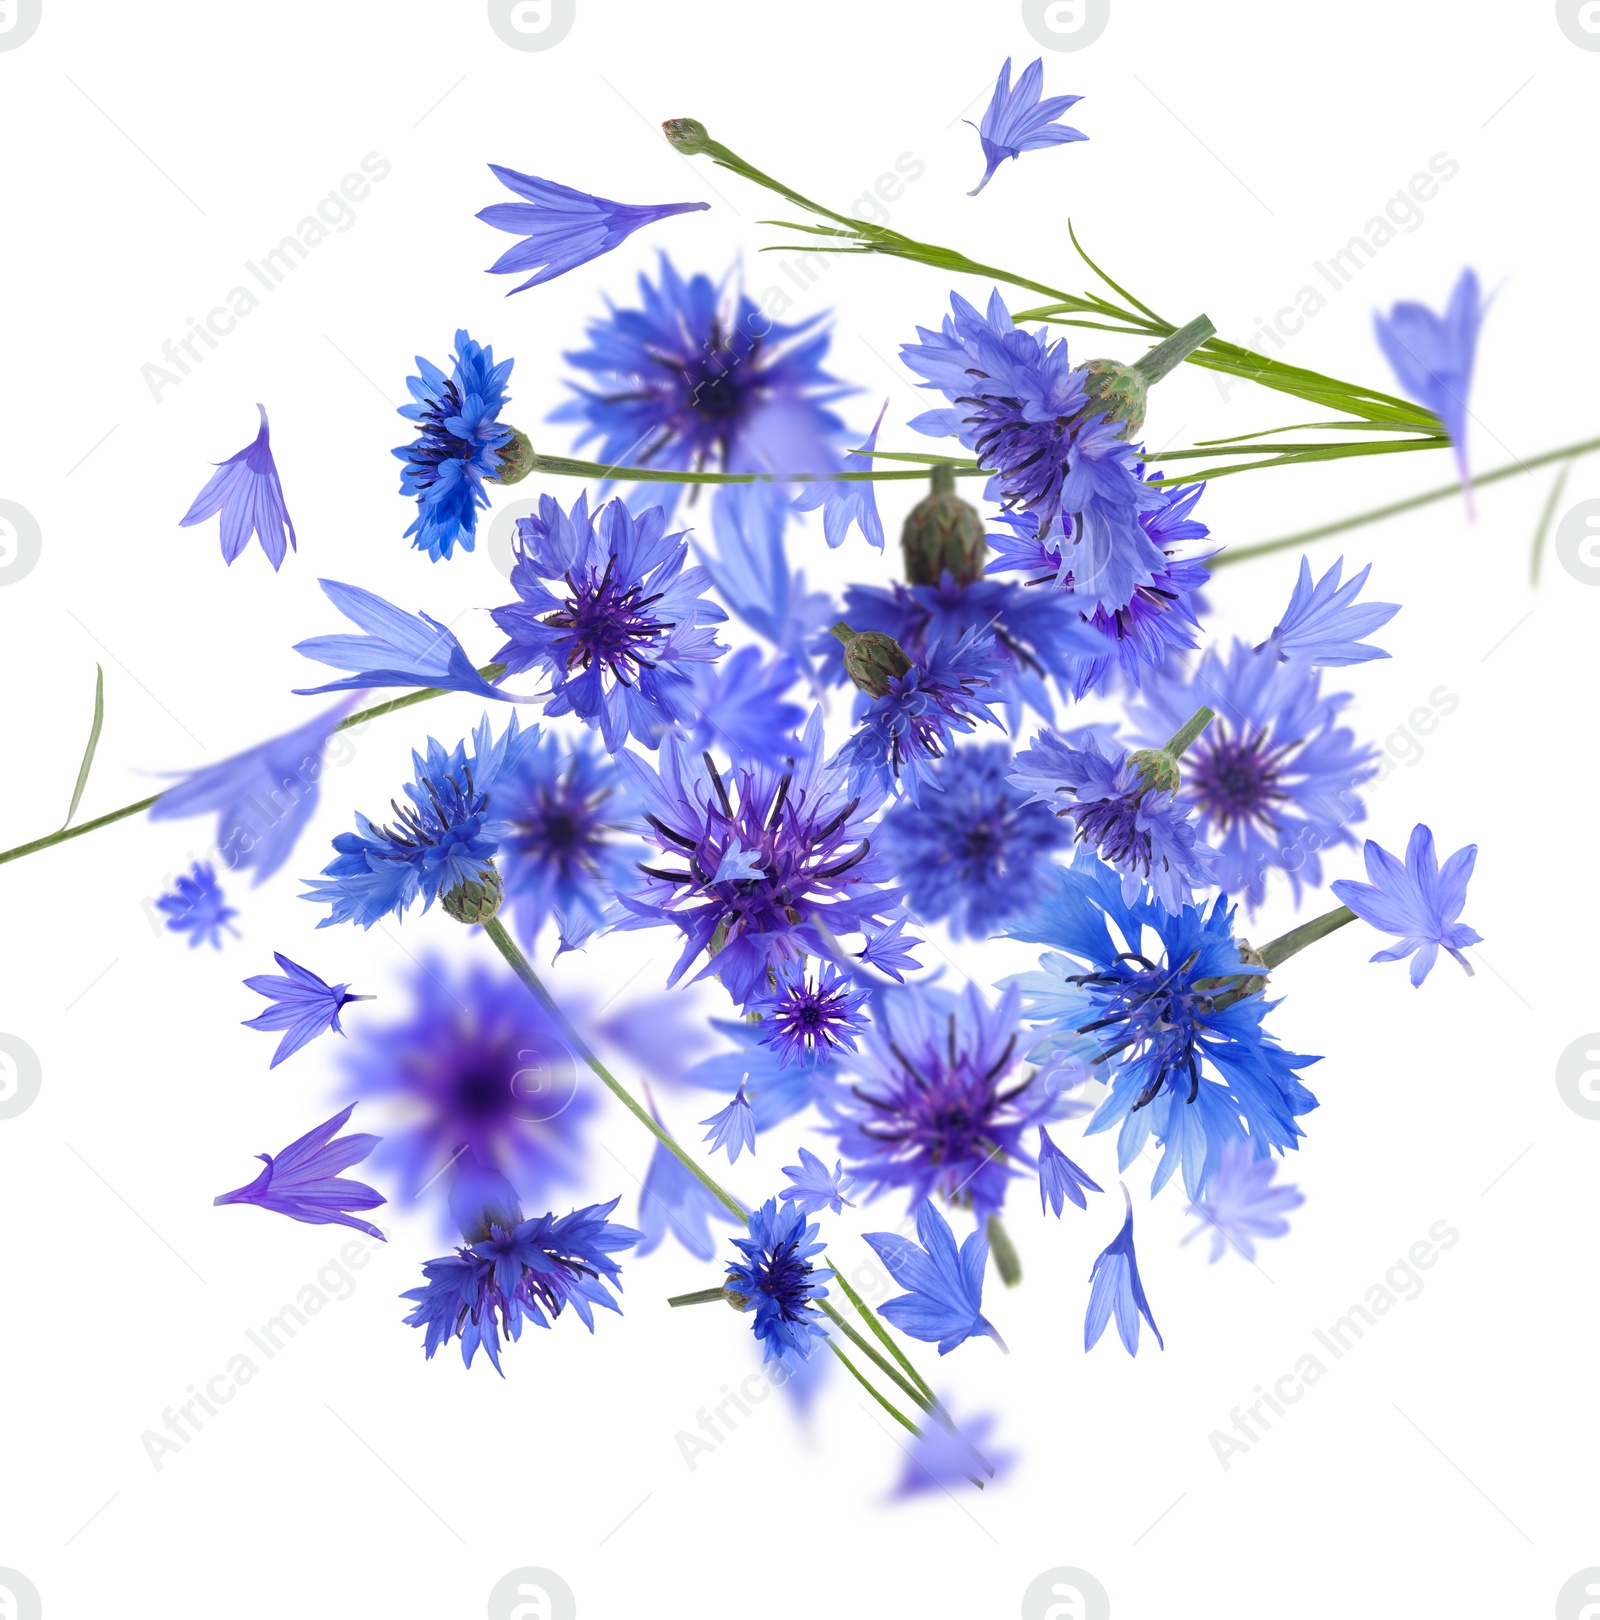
<box><xmin>857</xmin><ymin>914</ymin><xmax>925</xmax><ymax>983</ymax></box>
<box><xmin>834</xmin><ymin>630</ymin><xmax>1005</xmax><ymax>804</ymax></box>
<box><xmin>1005</xmin><ymin>855</ymin><xmax>1321</xmax><ymax>1200</ymax></box>
<box><xmin>305</xmin><ymin>713</ymin><xmax>538</xmax><ymax>929</ymax></box>
<box><xmin>1007</xmin><ymin>730</ymin><xmax>1215</xmax><ymax>914</ymax></box>
<box><xmin>879</xmin><ymin>742</ymin><xmax>1073</xmax><ymax>939</ymax></box>
<box><xmin>1085</xmin><ymin>1186</ymin><xmax>1162</xmax><ymax>1355</ymax></box>
<box><xmin>889</xmin><ymin>1402</ymin><xmax>1014</xmax><ymax>1499</ymax></box>
<box><xmin>902</xmin><ymin>291</ymin><xmax>1168</xmax><ymax>614</ymax></box>
<box><xmin>478</xmin><ymin>166</ymin><xmax>709</xmax><ymax>292</ymax></box>
<box><xmin>779</xmin><ymin>1147</ymin><xmax>855</xmax><ymax>1216</ymax></box>
<box><xmin>967</xmin><ymin>57</ymin><xmax>1086</xmax><ymax>195</ymax></box>
<box><xmin>180</xmin><ymin>404</ymin><xmax>296</xmax><ymax>569</ymax></box>
<box><xmin>241</xmin><ymin>953</ymin><xmax>371</xmax><ymax>1068</ymax></box>
<box><xmin>617</xmin><ymin>710</ymin><xmax>900</xmax><ymax>1006</ymax></box>
<box><xmin>792</xmin><ymin>401</ymin><xmax>887</xmax><ymax>549</ymax></box>
<box><xmin>151</xmin><ymin>699</ymin><xmax>355</xmax><ymax>883</ymax></box>
<box><xmin>748</xmin><ymin>959</ymin><xmax>870</xmax><ymax>1068</ymax></box>
<box><xmin>1257</xmin><ymin>555</ymin><xmax>1399</xmax><ymax>667</ymax></box>
<box><xmin>864</xmin><ymin>1200</ymin><xmax>1004</xmax><ymax>1356</ymax></box>
<box><xmin>157</xmin><ymin>861</ymin><xmax>238</xmax><ymax>948</ymax></box>
<box><xmin>636</xmin><ymin>1131</ymin><xmax>743</xmax><ymax>1261</ymax></box>
<box><xmin>552</xmin><ymin>255</ymin><xmax>847</xmax><ymax>511</ymax></box>
<box><xmin>1128</xmin><ymin>639</ymin><xmax>1378</xmax><ymax>909</ymax></box>
<box><xmin>725</xmin><ymin>1197</ymin><xmax>832</xmax><ymax>1369</ymax></box>
<box><xmin>214</xmin><ymin>1103</ymin><xmax>385</xmax><ymax>1240</ymax></box>
<box><xmin>403</xmin><ymin>1160</ymin><xmax>641</xmax><ymax>1374</ymax></box>
<box><xmin>1182</xmin><ymin>1139</ymin><xmax>1303</xmax><ymax>1263</ymax></box>
<box><xmin>688</xmin><ymin>647</ymin><xmax>807</xmax><ymax>770</ymax></box>
<box><xmin>490</xmin><ymin>491</ymin><xmax>727</xmax><ymax>753</ymax></box>
<box><xmin>827</xmin><ymin>982</ymin><xmax>1062</xmax><ymax>1218</ymax></box>
<box><xmin>1375</xmin><ymin>268</ymin><xmax>1484</xmax><ymax>511</ymax></box>
<box><xmin>293</xmin><ymin>579</ymin><xmax>523</xmax><ymax>702</ymax></box>
<box><xmin>700</xmin><ymin>1083</ymin><xmax>756</xmax><ymax>1163</ymax></box>
<box><xmin>1038</xmin><ymin>1125</ymin><xmax>1102</xmax><ymax>1217</ymax></box>
<box><xmin>339</xmin><ymin>955</ymin><xmax>595</xmax><ymax>1208</ymax></box>
<box><xmin>488</xmin><ymin>729</ymin><xmax>638</xmax><ymax>954</ymax></box>
<box><xmin>1331</xmin><ymin>823</ymin><xmax>1481</xmax><ymax>986</ymax></box>
<box><xmin>394</xmin><ymin>329</ymin><xmax>514</xmax><ymax>561</ymax></box>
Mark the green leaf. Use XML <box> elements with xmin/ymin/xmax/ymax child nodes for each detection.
<box><xmin>61</xmin><ymin>664</ymin><xmax>104</xmax><ymax>830</ymax></box>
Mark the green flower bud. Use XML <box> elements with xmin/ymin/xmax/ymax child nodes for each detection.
<box><xmin>1127</xmin><ymin>747</ymin><xmax>1181</xmax><ymax>796</ymax></box>
<box><xmin>900</xmin><ymin>465</ymin><xmax>989</xmax><ymax>585</ymax></box>
<box><xmin>830</xmin><ymin>622</ymin><xmax>911</xmax><ymax>698</ymax></box>
<box><xmin>662</xmin><ymin>118</ymin><xmax>713</xmax><ymax>154</ymax></box>
<box><xmin>490</xmin><ymin>428</ymin><xmax>536</xmax><ymax>486</ymax></box>
<box><xmin>1077</xmin><ymin>358</ymin><xmax>1148</xmax><ymax>440</ymax></box>
<box><xmin>442</xmin><ymin>864</ymin><xmax>504</xmax><ymax>925</ymax></box>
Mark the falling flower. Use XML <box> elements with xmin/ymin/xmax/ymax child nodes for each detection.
<box><xmin>1256</xmin><ymin>555</ymin><xmax>1399</xmax><ymax>667</ymax></box>
<box><xmin>214</xmin><ymin>1103</ymin><xmax>385</xmax><ymax>1240</ymax></box>
<box><xmin>967</xmin><ymin>57</ymin><xmax>1086</xmax><ymax>195</ymax></box>
<box><xmin>748</xmin><ymin>959</ymin><xmax>870</xmax><ymax>1069</ymax></box>
<box><xmin>700</xmin><ymin>1083</ymin><xmax>756</xmax><ymax>1163</ymax></box>
<box><xmin>864</xmin><ymin>1200</ymin><xmax>1005</xmax><ymax>1356</ymax></box>
<box><xmin>792</xmin><ymin>401</ymin><xmax>888</xmax><ymax>549</ymax></box>
<box><xmin>889</xmin><ymin>1402</ymin><xmax>1015</xmax><ymax>1499</ymax></box>
<box><xmin>1182</xmin><ymin>1140</ymin><xmax>1303</xmax><ymax>1263</ymax></box>
<box><xmin>1085</xmin><ymin>1185</ymin><xmax>1162</xmax><ymax>1355</ymax></box>
<box><xmin>156</xmin><ymin>861</ymin><xmax>238</xmax><ymax>949</ymax></box>
<box><xmin>180</xmin><ymin>404</ymin><xmax>297</xmax><ymax>569</ymax></box>
<box><xmin>725</xmin><ymin>1197</ymin><xmax>832</xmax><ymax>1369</ymax></box>
<box><xmin>1038</xmin><ymin>1125</ymin><xmax>1102</xmax><ymax>1217</ymax></box>
<box><xmin>241</xmin><ymin>953</ymin><xmax>370</xmax><ymax>1068</ymax></box>
<box><xmin>778</xmin><ymin>1146</ymin><xmax>856</xmax><ymax>1216</ymax></box>
<box><xmin>635</xmin><ymin>1131</ymin><xmax>743</xmax><ymax>1261</ymax></box>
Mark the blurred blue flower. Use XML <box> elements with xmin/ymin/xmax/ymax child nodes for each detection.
<box><xmin>1038</xmin><ymin>1125</ymin><xmax>1102</xmax><ymax>1217</ymax></box>
<box><xmin>967</xmin><ymin>57</ymin><xmax>1086</xmax><ymax>195</ymax></box>
<box><xmin>635</xmin><ymin>1131</ymin><xmax>742</xmax><ymax>1261</ymax></box>
<box><xmin>241</xmin><ymin>953</ymin><xmax>370</xmax><ymax>1068</ymax></box>
<box><xmin>726</xmin><ymin>1197</ymin><xmax>832</xmax><ymax>1370</ymax></box>
<box><xmin>779</xmin><ymin>1147</ymin><xmax>855</xmax><ymax>1216</ymax></box>
<box><xmin>889</xmin><ymin>1401</ymin><xmax>1014</xmax><ymax>1499</ymax></box>
<box><xmin>1256</xmin><ymin>555</ymin><xmax>1399</xmax><ymax>667</ymax></box>
<box><xmin>214</xmin><ymin>1103</ymin><xmax>385</xmax><ymax>1240</ymax></box>
<box><xmin>1085</xmin><ymin>1186</ymin><xmax>1161</xmax><ymax>1355</ymax></box>
<box><xmin>180</xmin><ymin>404</ymin><xmax>296</xmax><ymax>569</ymax></box>
<box><xmin>157</xmin><ymin>861</ymin><xmax>238</xmax><ymax>948</ymax></box>
<box><xmin>478</xmin><ymin>166</ymin><xmax>709</xmax><ymax>292</ymax></box>
<box><xmin>1182</xmin><ymin>1139</ymin><xmax>1303</xmax><ymax>1262</ymax></box>
<box><xmin>684</xmin><ymin>1016</ymin><xmax>836</xmax><ymax>1133</ymax></box>
<box><xmin>700</xmin><ymin>1083</ymin><xmax>756</xmax><ymax>1163</ymax></box>
<box><xmin>687</xmin><ymin>647</ymin><xmax>806</xmax><ymax>770</ymax></box>
<box><xmin>792</xmin><ymin>401</ymin><xmax>887</xmax><ymax>549</ymax></box>
<box><xmin>864</xmin><ymin>1200</ymin><xmax>1004</xmax><ymax>1356</ymax></box>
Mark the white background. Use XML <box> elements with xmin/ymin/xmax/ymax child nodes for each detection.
<box><xmin>1</xmin><ymin>2</ymin><xmax>1595</xmax><ymax>1616</ymax></box>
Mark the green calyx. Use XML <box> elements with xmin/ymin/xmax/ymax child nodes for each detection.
<box><xmin>490</xmin><ymin>428</ymin><xmax>536</xmax><ymax>486</ymax></box>
<box><xmin>443</xmin><ymin>865</ymin><xmax>504</xmax><ymax>924</ymax></box>
<box><xmin>901</xmin><ymin>465</ymin><xmax>989</xmax><ymax>585</ymax></box>
<box><xmin>1077</xmin><ymin>316</ymin><xmax>1217</xmax><ymax>441</ymax></box>
<box><xmin>1127</xmin><ymin>747</ymin><xmax>1182</xmax><ymax>795</ymax></box>
<box><xmin>662</xmin><ymin>117</ymin><xmax>713</xmax><ymax>154</ymax></box>
<box><xmin>831</xmin><ymin>622</ymin><xmax>912</xmax><ymax>697</ymax></box>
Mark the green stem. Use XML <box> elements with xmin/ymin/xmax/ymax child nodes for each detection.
<box><xmin>667</xmin><ymin>1287</ymin><xmax>731</xmax><ymax>1308</ymax></box>
<box><xmin>1530</xmin><ymin>463</ymin><xmax>1571</xmax><ymax>587</ymax></box>
<box><xmin>1134</xmin><ymin>315</ymin><xmax>1216</xmax><ymax>385</ymax></box>
<box><xmin>1163</xmin><ymin>706</ymin><xmax>1216</xmax><ymax>759</ymax></box>
<box><xmin>817</xmin><ymin>1301</ymin><xmax>934</xmax><ymax>1414</ymax></box>
<box><xmin>828</xmin><ymin>1264</ymin><xmax>938</xmax><ymax>1408</ymax></box>
<box><xmin>824</xmin><ymin>1338</ymin><xmax>924</xmax><ymax>1438</ymax></box>
<box><xmin>1258</xmin><ymin>906</ymin><xmax>1357</xmax><ymax>969</ymax></box>
<box><xmin>0</xmin><ymin>663</ymin><xmax>509</xmax><ymax>871</ymax></box>
<box><xmin>986</xmin><ymin>1215</ymin><xmax>1022</xmax><ymax>1289</ymax></box>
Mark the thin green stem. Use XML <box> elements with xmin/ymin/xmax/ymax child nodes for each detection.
<box><xmin>824</xmin><ymin>1338</ymin><xmax>924</xmax><ymax>1438</ymax></box>
<box><xmin>817</xmin><ymin>1301</ymin><xmax>934</xmax><ymax>1413</ymax></box>
<box><xmin>828</xmin><ymin>1265</ymin><xmax>938</xmax><ymax>1408</ymax></box>
<box><xmin>667</xmin><ymin>1287</ymin><xmax>731</xmax><ymax>1308</ymax></box>
<box><xmin>1258</xmin><ymin>906</ymin><xmax>1357</xmax><ymax>969</ymax></box>
<box><xmin>1163</xmin><ymin>706</ymin><xmax>1216</xmax><ymax>759</ymax></box>
<box><xmin>1530</xmin><ymin>463</ymin><xmax>1571</xmax><ymax>587</ymax></box>
<box><xmin>986</xmin><ymin>1214</ymin><xmax>1022</xmax><ymax>1288</ymax></box>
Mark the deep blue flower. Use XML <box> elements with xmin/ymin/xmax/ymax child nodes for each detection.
<box><xmin>1038</xmin><ymin>1124</ymin><xmax>1102</xmax><ymax>1217</ymax></box>
<box><xmin>700</xmin><ymin>1083</ymin><xmax>756</xmax><ymax>1163</ymax></box>
<box><xmin>1375</xmin><ymin>268</ymin><xmax>1484</xmax><ymax>510</ymax></box>
<box><xmin>305</xmin><ymin>713</ymin><xmax>539</xmax><ymax>929</ymax></box>
<box><xmin>478</xmin><ymin>166</ymin><xmax>709</xmax><ymax>292</ymax></box>
<box><xmin>617</xmin><ymin>710</ymin><xmax>900</xmax><ymax>1006</ymax></box>
<box><xmin>294</xmin><ymin>579</ymin><xmax>522</xmax><ymax>702</ymax></box>
<box><xmin>878</xmin><ymin>742</ymin><xmax>1073</xmax><ymax>939</ymax></box>
<box><xmin>748</xmin><ymin>959</ymin><xmax>871</xmax><ymax>1068</ymax></box>
<box><xmin>902</xmin><ymin>291</ymin><xmax>1169</xmax><ymax>614</ymax></box>
<box><xmin>864</xmin><ymin>1200</ymin><xmax>1004</xmax><ymax>1355</ymax></box>
<box><xmin>1182</xmin><ymin>1139</ymin><xmax>1303</xmax><ymax>1263</ymax></box>
<box><xmin>826</xmin><ymin>981</ymin><xmax>1067</xmax><ymax>1218</ymax></box>
<box><xmin>834</xmin><ymin>630</ymin><xmax>1005</xmax><ymax>804</ymax></box>
<box><xmin>779</xmin><ymin>1146</ymin><xmax>855</xmax><ymax>1216</ymax></box>
<box><xmin>241</xmin><ymin>953</ymin><xmax>370</xmax><ymax>1068</ymax></box>
<box><xmin>726</xmin><ymin>1197</ymin><xmax>832</xmax><ymax>1369</ymax></box>
<box><xmin>151</xmin><ymin>699</ymin><xmax>355</xmax><ymax>883</ymax></box>
<box><xmin>889</xmin><ymin>1402</ymin><xmax>1014</xmax><ymax>1498</ymax></box>
<box><xmin>490</xmin><ymin>491</ymin><xmax>727</xmax><ymax>752</ymax></box>
<box><xmin>857</xmin><ymin>914</ymin><xmax>925</xmax><ymax>983</ymax></box>
<box><xmin>157</xmin><ymin>861</ymin><xmax>238</xmax><ymax>948</ymax></box>
<box><xmin>1331</xmin><ymin>823</ymin><xmax>1481</xmax><ymax>986</ymax></box>
<box><xmin>551</xmin><ymin>255</ymin><xmax>848</xmax><ymax>512</ymax></box>
<box><xmin>986</xmin><ymin>476</ymin><xmax>1214</xmax><ymax>697</ymax></box>
<box><xmin>394</xmin><ymin>330</ymin><xmax>514</xmax><ymax>561</ymax></box>
<box><xmin>1085</xmin><ymin>1186</ymin><xmax>1161</xmax><ymax>1355</ymax></box>
<box><xmin>1257</xmin><ymin>555</ymin><xmax>1399</xmax><ymax>667</ymax></box>
<box><xmin>687</xmin><ymin>647</ymin><xmax>807</xmax><ymax>770</ymax></box>
<box><xmin>180</xmin><ymin>404</ymin><xmax>297</xmax><ymax>569</ymax></box>
<box><xmin>1007</xmin><ymin>729</ymin><xmax>1215</xmax><ymax>914</ymax></box>
<box><xmin>1128</xmin><ymin>639</ymin><xmax>1378</xmax><ymax>909</ymax></box>
<box><xmin>340</xmin><ymin>955</ymin><xmax>596</xmax><ymax>1209</ymax></box>
<box><xmin>636</xmin><ymin>1130</ymin><xmax>743</xmax><ymax>1261</ymax></box>
<box><xmin>214</xmin><ymin>1103</ymin><xmax>385</xmax><ymax>1240</ymax></box>
<box><xmin>792</xmin><ymin>401</ymin><xmax>887</xmax><ymax>549</ymax></box>
<box><xmin>967</xmin><ymin>57</ymin><xmax>1086</xmax><ymax>195</ymax></box>
<box><xmin>1005</xmin><ymin>854</ymin><xmax>1321</xmax><ymax>1200</ymax></box>
<box><xmin>403</xmin><ymin>1159</ymin><xmax>641</xmax><ymax>1373</ymax></box>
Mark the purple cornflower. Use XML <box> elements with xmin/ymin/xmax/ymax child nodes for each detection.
<box><xmin>967</xmin><ymin>57</ymin><xmax>1086</xmax><ymax>195</ymax></box>
<box><xmin>180</xmin><ymin>404</ymin><xmax>296</xmax><ymax>569</ymax></box>
<box><xmin>616</xmin><ymin>710</ymin><xmax>900</xmax><ymax>1006</ymax></box>
<box><xmin>1007</xmin><ymin>729</ymin><xmax>1215</xmax><ymax>914</ymax></box>
<box><xmin>726</xmin><ymin>1197</ymin><xmax>833</xmax><ymax>1369</ymax></box>
<box><xmin>478</xmin><ymin>166</ymin><xmax>709</xmax><ymax>292</ymax></box>
<box><xmin>214</xmin><ymin>1103</ymin><xmax>385</xmax><ymax>1240</ymax></box>
<box><xmin>1182</xmin><ymin>1140</ymin><xmax>1303</xmax><ymax>1263</ymax></box>
<box><xmin>1331</xmin><ymin>823</ymin><xmax>1481</xmax><ymax>986</ymax></box>
<box><xmin>779</xmin><ymin>1147</ymin><xmax>855</xmax><ymax>1216</ymax></box>
<box><xmin>864</xmin><ymin>1200</ymin><xmax>1005</xmax><ymax>1356</ymax></box>
<box><xmin>1038</xmin><ymin>1125</ymin><xmax>1102</xmax><ymax>1217</ymax></box>
<box><xmin>700</xmin><ymin>1083</ymin><xmax>756</xmax><ymax>1163</ymax></box>
<box><xmin>491</xmin><ymin>491</ymin><xmax>727</xmax><ymax>753</ymax></box>
<box><xmin>157</xmin><ymin>861</ymin><xmax>238</xmax><ymax>948</ymax></box>
<box><xmin>748</xmin><ymin>959</ymin><xmax>870</xmax><ymax>1068</ymax></box>
<box><xmin>241</xmin><ymin>953</ymin><xmax>371</xmax><ymax>1068</ymax></box>
<box><xmin>1256</xmin><ymin>555</ymin><xmax>1399</xmax><ymax>667</ymax></box>
<box><xmin>857</xmin><ymin>915</ymin><xmax>925</xmax><ymax>982</ymax></box>
<box><xmin>1085</xmin><ymin>1186</ymin><xmax>1162</xmax><ymax>1355</ymax></box>
<box><xmin>792</xmin><ymin>401</ymin><xmax>888</xmax><ymax>549</ymax></box>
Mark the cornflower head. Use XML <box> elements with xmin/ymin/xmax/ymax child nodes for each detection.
<box><xmin>725</xmin><ymin>1197</ymin><xmax>832</xmax><ymax>1370</ymax></box>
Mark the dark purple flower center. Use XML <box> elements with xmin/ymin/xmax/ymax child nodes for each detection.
<box><xmin>1187</xmin><ymin>725</ymin><xmax>1291</xmax><ymax>831</ymax></box>
<box><xmin>739</xmin><ymin>1238</ymin><xmax>815</xmax><ymax>1321</ymax></box>
<box><xmin>508</xmin><ymin>776</ymin><xmax>610</xmax><ymax>877</ymax></box>
<box><xmin>1071</xmin><ymin>953</ymin><xmax>1206</xmax><ymax>1109</ymax></box>
<box><xmin>956</xmin><ymin>382</ymin><xmax>1073</xmax><ymax>527</ymax></box>
<box><xmin>545</xmin><ymin>553</ymin><xmax>670</xmax><ymax>686</ymax></box>
<box><xmin>1069</xmin><ymin>795</ymin><xmax>1153</xmax><ymax>873</ymax></box>
<box><xmin>454</xmin><ymin>1066</ymin><xmax>509</xmax><ymax>1118</ymax></box>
